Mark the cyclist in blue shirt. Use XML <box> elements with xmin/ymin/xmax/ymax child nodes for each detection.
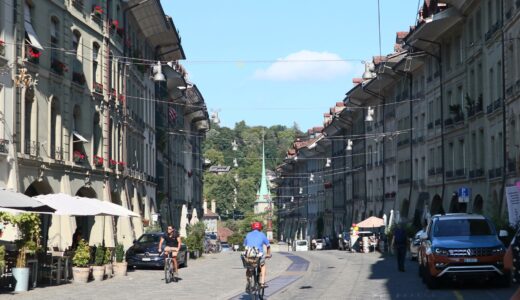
<box><xmin>243</xmin><ymin>221</ymin><xmax>271</xmax><ymax>287</ymax></box>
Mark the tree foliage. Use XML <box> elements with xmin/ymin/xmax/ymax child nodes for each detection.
<box><xmin>203</xmin><ymin>123</ymin><xmax>301</xmax><ymax>219</ymax></box>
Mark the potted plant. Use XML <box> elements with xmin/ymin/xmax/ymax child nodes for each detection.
<box><xmin>92</xmin><ymin>244</ymin><xmax>105</xmax><ymax>281</ymax></box>
<box><xmin>104</xmin><ymin>247</ymin><xmax>113</xmax><ymax>278</ymax></box>
<box><xmin>186</xmin><ymin>222</ymin><xmax>205</xmax><ymax>258</ymax></box>
<box><xmin>93</xmin><ymin>155</ymin><xmax>103</xmax><ymax>167</ymax></box>
<box><xmin>112</xmin><ymin>243</ymin><xmax>127</xmax><ymax>277</ymax></box>
<box><xmin>72</xmin><ymin>239</ymin><xmax>91</xmax><ymax>283</ymax></box>
<box><xmin>109</xmin><ymin>159</ymin><xmax>117</xmax><ymax>169</ymax></box>
<box><xmin>73</xmin><ymin>150</ymin><xmax>85</xmax><ymax>163</ymax></box>
<box><xmin>0</xmin><ymin>245</ymin><xmax>5</xmax><ymax>276</ymax></box>
<box><xmin>0</xmin><ymin>39</ymin><xmax>5</xmax><ymax>56</ymax></box>
<box><xmin>0</xmin><ymin>212</ymin><xmax>40</xmax><ymax>292</ymax></box>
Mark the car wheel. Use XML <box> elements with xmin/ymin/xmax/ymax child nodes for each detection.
<box><xmin>495</xmin><ymin>271</ymin><xmax>512</xmax><ymax>288</ymax></box>
<box><xmin>180</xmin><ymin>252</ymin><xmax>188</xmax><ymax>268</ymax></box>
<box><xmin>424</xmin><ymin>266</ymin><xmax>439</xmax><ymax>289</ymax></box>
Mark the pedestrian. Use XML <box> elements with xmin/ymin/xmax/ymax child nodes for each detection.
<box><xmin>71</xmin><ymin>228</ymin><xmax>82</xmax><ymax>250</ymax></box>
<box><xmin>391</xmin><ymin>222</ymin><xmax>407</xmax><ymax>272</ymax></box>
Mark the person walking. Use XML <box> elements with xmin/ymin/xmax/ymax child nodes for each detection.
<box><xmin>391</xmin><ymin>223</ymin><xmax>407</xmax><ymax>272</ymax></box>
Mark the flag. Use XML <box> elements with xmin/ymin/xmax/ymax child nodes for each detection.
<box><xmin>168</xmin><ymin>106</ymin><xmax>177</xmax><ymax>123</ymax></box>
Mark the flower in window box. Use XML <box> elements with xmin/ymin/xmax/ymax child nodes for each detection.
<box><xmin>118</xmin><ymin>94</ymin><xmax>125</xmax><ymax>103</ymax></box>
<box><xmin>116</xmin><ymin>27</ymin><xmax>124</xmax><ymax>37</ymax></box>
<box><xmin>73</xmin><ymin>151</ymin><xmax>85</xmax><ymax>163</ymax></box>
<box><xmin>0</xmin><ymin>40</ymin><xmax>4</xmax><ymax>55</ymax></box>
<box><xmin>117</xmin><ymin>161</ymin><xmax>125</xmax><ymax>171</ymax></box>
<box><xmin>109</xmin><ymin>159</ymin><xmax>117</xmax><ymax>169</ymax></box>
<box><xmin>27</xmin><ymin>46</ymin><xmax>41</xmax><ymax>58</ymax></box>
<box><xmin>142</xmin><ymin>219</ymin><xmax>150</xmax><ymax>227</ymax></box>
<box><xmin>111</xmin><ymin>20</ymin><xmax>119</xmax><ymax>30</ymax></box>
<box><xmin>51</xmin><ymin>59</ymin><xmax>68</xmax><ymax>75</ymax></box>
<box><xmin>92</xmin><ymin>5</ymin><xmax>103</xmax><ymax>15</ymax></box>
<box><xmin>93</xmin><ymin>155</ymin><xmax>103</xmax><ymax>167</ymax></box>
<box><xmin>94</xmin><ymin>82</ymin><xmax>103</xmax><ymax>93</ymax></box>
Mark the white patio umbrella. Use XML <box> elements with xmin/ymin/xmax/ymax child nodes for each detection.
<box><xmin>34</xmin><ymin>193</ymin><xmax>138</xmax><ymax>217</ymax></box>
<box><xmin>0</xmin><ymin>188</ymin><xmax>55</xmax><ymax>212</ymax></box>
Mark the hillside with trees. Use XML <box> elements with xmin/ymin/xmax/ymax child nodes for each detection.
<box><xmin>203</xmin><ymin>121</ymin><xmax>301</xmax><ymax>219</ymax></box>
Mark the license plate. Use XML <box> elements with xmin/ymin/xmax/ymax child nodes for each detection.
<box><xmin>464</xmin><ymin>258</ymin><xmax>477</xmax><ymax>263</ymax></box>
<box><xmin>142</xmin><ymin>257</ymin><xmax>151</xmax><ymax>261</ymax></box>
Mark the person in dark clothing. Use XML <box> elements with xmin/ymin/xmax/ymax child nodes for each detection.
<box><xmin>392</xmin><ymin>223</ymin><xmax>407</xmax><ymax>272</ymax></box>
<box><xmin>71</xmin><ymin>228</ymin><xmax>82</xmax><ymax>250</ymax></box>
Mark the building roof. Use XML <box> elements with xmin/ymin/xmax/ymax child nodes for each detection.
<box><xmin>208</xmin><ymin>166</ymin><xmax>231</xmax><ymax>173</ymax></box>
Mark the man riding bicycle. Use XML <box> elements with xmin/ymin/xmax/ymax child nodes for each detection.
<box><xmin>243</xmin><ymin>221</ymin><xmax>271</xmax><ymax>288</ymax></box>
<box><xmin>158</xmin><ymin>225</ymin><xmax>182</xmax><ymax>277</ymax></box>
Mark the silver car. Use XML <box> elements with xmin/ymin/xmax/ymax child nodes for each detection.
<box><xmin>409</xmin><ymin>230</ymin><xmax>424</xmax><ymax>260</ymax></box>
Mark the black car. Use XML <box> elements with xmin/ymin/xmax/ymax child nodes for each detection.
<box><xmin>126</xmin><ymin>232</ymin><xmax>188</xmax><ymax>269</ymax></box>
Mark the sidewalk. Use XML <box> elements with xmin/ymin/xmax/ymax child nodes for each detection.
<box><xmin>2</xmin><ymin>251</ymin><xmax>292</xmax><ymax>300</ymax></box>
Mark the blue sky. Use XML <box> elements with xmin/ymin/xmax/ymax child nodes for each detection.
<box><xmin>162</xmin><ymin>1</ymin><xmax>419</xmax><ymax>131</ymax></box>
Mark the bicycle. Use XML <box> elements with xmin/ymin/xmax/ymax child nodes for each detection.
<box><xmin>241</xmin><ymin>254</ymin><xmax>265</xmax><ymax>300</ymax></box>
<box><xmin>162</xmin><ymin>251</ymin><xmax>177</xmax><ymax>284</ymax></box>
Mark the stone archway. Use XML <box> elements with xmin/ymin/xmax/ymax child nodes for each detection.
<box><xmin>75</xmin><ymin>187</ymin><xmax>97</xmax><ymax>242</ymax></box>
<box><xmin>25</xmin><ymin>180</ymin><xmax>54</xmax><ymax>251</ymax></box>
<box><xmin>24</xmin><ymin>180</ymin><xmax>53</xmax><ymax>197</ymax></box>
<box><xmin>431</xmin><ymin>194</ymin><xmax>444</xmax><ymax>215</ymax></box>
<box><xmin>473</xmin><ymin>194</ymin><xmax>484</xmax><ymax>214</ymax></box>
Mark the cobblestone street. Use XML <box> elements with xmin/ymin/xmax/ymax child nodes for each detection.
<box><xmin>2</xmin><ymin>250</ymin><xmax>518</xmax><ymax>300</ymax></box>
<box><xmin>2</xmin><ymin>252</ymin><xmax>291</xmax><ymax>300</ymax></box>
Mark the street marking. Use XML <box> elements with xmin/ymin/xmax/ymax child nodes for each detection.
<box><xmin>454</xmin><ymin>290</ymin><xmax>464</xmax><ymax>300</ymax></box>
<box><xmin>229</xmin><ymin>252</ymin><xmax>309</xmax><ymax>299</ymax></box>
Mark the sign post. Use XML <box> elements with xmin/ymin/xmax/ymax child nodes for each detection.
<box><xmin>458</xmin><ymin>187</ymin><xmax>470</xmax><ymax>203</ymax></box>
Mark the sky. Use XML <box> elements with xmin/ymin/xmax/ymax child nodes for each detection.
<box><xmin>161</xmin><ymin>1</ymin><xmax>420</xmax><ymax>131</ymax></box>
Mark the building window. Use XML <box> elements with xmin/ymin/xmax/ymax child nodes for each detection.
<box><xmin>93</xmin><ymin>112</ymin><xmax>102</xmax><ymax>157</ymax></box>
<box><xmin>50</xmin><ymin>97</ymin><xmax>61</xmax><ymax>159</ymax></box>
<box><xmin>50</xmin><ymin>17</ymin><xmax>59</xmax><ymax>63</ymax></box>
<box><xmin>24</xmin><ymin>89</ymin><xmax>35</xmax><ymax>154</ymax></box>
<box><xmin>93</xmin><ymin>43</ymin><xmax>100</xmax><ymax>85</ymax></box>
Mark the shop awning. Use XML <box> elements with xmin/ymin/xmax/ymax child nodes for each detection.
<box><xmin>34</xmin><ymin>193</ymin><xmax>138</xmax><ymax>217</ymax></box>
<box><xmin>72</xmin><ymin>131</ymin><xmax>88</xmax><ymax>143</ymax></box>
<box><xmin>0</xmin><ymin>188</ymin><xmax>55</xmax><ymax>212</ymax></box>
<box><xmin>24</xmin><ymin>2</ymin><xmax>43</xmax><ymax>50</ymax></box>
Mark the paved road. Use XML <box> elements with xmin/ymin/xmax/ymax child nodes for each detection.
<box><xmin>2</xmin><ymin>252</ymin><xmax>291</xmax><ymax>300</ymax></box>
<box><xmin>2</xmin><ymin>250</ymin><xmax>518</xmax><ymax>299</ymax></box>
<box><xmin>271</xmin><ymin>250</ymin><xmax>517</xmax><ymax>300</ymax></box>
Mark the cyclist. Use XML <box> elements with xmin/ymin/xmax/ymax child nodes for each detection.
<box><xmin>243</xmin><ymin>221</ymin><xmax>271</xmax><ymax>288</ymax></box>
<box><xmin>158</xmin><ymin>225</ymin><xmax>182</xmax><ymax>277</ymax></box>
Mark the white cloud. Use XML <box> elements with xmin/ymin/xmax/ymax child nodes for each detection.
<box><xmin>253</xmin><ymin>50</ymin><xmax>354</xmax><ymax>81</ymax></box>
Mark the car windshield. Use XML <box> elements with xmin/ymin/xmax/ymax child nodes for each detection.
<box><xmin>221</xmin><ymin>244</ymin><xmax>230</xmax><ymax>248</ymax></box>
<box><xmin>297</xmin><ymin>241</ymin><xmax>307</xmax><ymax>246</ymax></box>
<box><xmin>137</xmin><ymin>234</ymin><xmax>161</xmax><ymax>244</ymax></box>
<box><xmin>433</xmin><ymin>219</ymin><xmax>494</xmax><ymax>237</ymax></box>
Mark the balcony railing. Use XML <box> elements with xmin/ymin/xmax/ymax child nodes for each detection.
<box><xmin>445</xmin><ymin>118</ymin><xmax>454</xmax><ymax>126</ymax></box>
<box><xmin>435</xmin><ymin>119</ymin><xmax>441</xmax><ymax>126</ymax></box>
<box><xmin>488</xmin><ymin>169</ymin><xmax>496</xmax><ymax>179</ymax></box>
<box><xmin>475</xmin><ymin>168</ymin><xmax>485</xmax><ymax>177</ymax></box>
<box><xmin>487</xmin><ymin>104</ymin><xmax>494</xmax><ymax>114</ymax></box>
<box><xmin>455</xmin><ymin>169</ymin><xmax>465</xmax><ymax>177</ymax></box>
<box><xmin>494</xmin><ymin>98</ymin><xmax>502</xmax><ymax>110</ymax></box>
<box><xmin>469</xmin><ymin>170</ymin><xmax>475</xmax><ymax>178</ymax></box>
<box><xmin>446</xmin><ymin>170</ymin><xmax>454</xmax><ymax>178</ymax></box>
<box><xmin>24</xmin><ymin>140</ymin><xmax>40</xmax><ymax>157</ymax></box>
<box><xmin>428</xmin><ymin>168</ymin><xmax>435</xmax><ymax>176</ymax></box>
<box><xmin>52</xmin><ymin>146</ymin><xmax>63</xmax><ymax>161</ymax></box>
<box><xmin>436</xmin><ymin>167</ymin><xmax>443</xmax><ymax>174</ymax></box>
<box><xmin>495</xmin><ymin>167</ymin><xmax>502</xmax><ymax>177</ymax></box>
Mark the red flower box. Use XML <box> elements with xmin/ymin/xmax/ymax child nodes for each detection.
<box><xmin>73</xmin><ymin>151</ymin><xmax>86</xmax><ymax>163</ymax></box>
<box><xmin>94</xmin><ymin>155</ymin><xmax>103</xmax><ymax>167</ymax></box>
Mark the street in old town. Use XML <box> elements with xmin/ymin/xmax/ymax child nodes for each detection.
<box><xmin>2</xmin><ymin>250</ymin><xmax>516</xmax><ymax>300</ymax></box>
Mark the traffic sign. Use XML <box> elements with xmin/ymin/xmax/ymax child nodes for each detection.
<box><xmin>458</xmin><ymin>187</ymin><xmax>470</xmax><ymax>203</ymax></box>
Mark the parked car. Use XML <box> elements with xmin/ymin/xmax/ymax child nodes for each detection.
<box><xmin>418</xmin><ymin>214</ymin><xmax>509</xmax><ymax>289</ymax></box>
<box><xmin>315</xmin><ymin>239</ymin><xmax>324</xmax><ymax>250</ymax></box>
<box><xmin>294</xmin><ymin>239</ymin><xmax>309</xmax><ymax>251</ymax></box>
<box><xmin>126</xmin><ymin>232</ymin><xmax>188</xmax><ymax>269</ymax></box>
<box><xmin>220</xmin><ymin>242</ymin><xmax>231</xmax><ymax>252</ymax></box>
<box><xmin>409</xmin><ymin>230</ymin><xmax>424</xmax><ymax>260</ymax></box>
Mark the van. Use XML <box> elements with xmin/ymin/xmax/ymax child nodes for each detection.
<box><xmin>294</xmin><ymin>239</ymin><xmax>308</xmax><ymax>251</ymax></box>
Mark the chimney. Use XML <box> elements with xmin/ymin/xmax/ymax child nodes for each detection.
<box><xmin>211</xmin><ymin>199</ymin><xmax>216</xmax><ymax>213</ymax></box>
<box><xmin>203</xmin><ymin>199</ymin><xmax>207</xmax><ymax>213</ymax></box>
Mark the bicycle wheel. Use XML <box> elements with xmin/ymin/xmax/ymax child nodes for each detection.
<box><xmin>164</xmin><ymin>259</ymin><xmax>172</xmax><ymax>284</ymax></box>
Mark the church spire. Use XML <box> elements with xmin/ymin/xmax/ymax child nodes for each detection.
<box><xmin>255</xmin><ymin>135</ymin><xmax>270</xmax><ymax>205</ymax></box>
